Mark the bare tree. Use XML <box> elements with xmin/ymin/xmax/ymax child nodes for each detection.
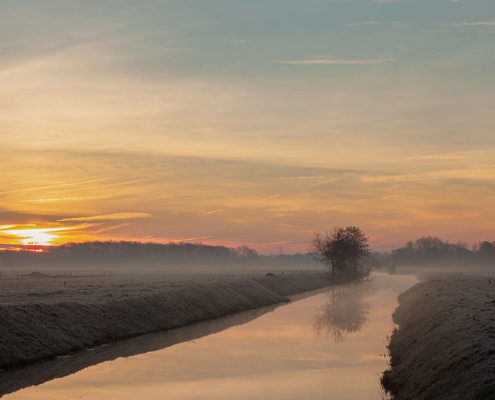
<box><xmin>310</xmin><ymin>226</ymin><xmax>371</xmax><ymax>282</ymax></box>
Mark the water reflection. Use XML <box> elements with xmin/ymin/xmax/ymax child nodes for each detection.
<box><xmin>2</xmin><ymin>274</ymin><xmax>419</xmax><ymax>400</ymax></box>
<box><xmin>0</xmin><ymin>303</ymin><xmax>280</xmax><ymax>397</ymax></box>
<box><xmin>312</xmin><ymin>284</ymin><xmax>377</xmax><ymax>342</ymax></box>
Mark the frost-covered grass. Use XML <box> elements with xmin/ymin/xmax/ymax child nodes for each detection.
<box><xmin>381</xmin><ymin>273</ymin><xmax>495</xmax><ymax>400</ymax></box>
<box><xmin>0</xmin><ymin>271</ymin><xmax>332</xmax><ymax>370</ymax></box>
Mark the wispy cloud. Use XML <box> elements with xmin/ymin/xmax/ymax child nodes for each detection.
<box><xmin>172</xmin><ymin>236</ymin><xmax>213</xmax><ymax>242</ymax></box>
<box><xmin>443</xmin><ymin>21</ymin><xmax>495</xmax><ymax>26</ymax></box>
<box><xmin>23</xmin><ymin>197</ymin><xmax>106</xmax><ymax>203</ymax></box>
<box><xmin>2</xmin><ymin>224</ymin><xmax>93</xmax><ymax>235</ymax></box>
<box><xmin>277</xmin><ymin>224</ymin><xmax>303</xmax><ymax>228</ymax></box>
<box><xmin>1</xmin><ymin>223</ymin><xmax>97</xmax><ymax>245</ymax></box>
<box><xmin>310</xmin><ymin>172</ymin><xmax>357</xmax><ymax>187</ymax></box>
<box><xmin>155</xmin><ymin>38</ymin><xmax>208</xmax><ymax>47</ymax></box>
<box><xmin>273</xmin><ymin>59</ymin><xmax>394</xmax><ymax>65</ymax></box>
<box><xmin>405</xmin><ymin>154</ymin><xmax>466</xmax><ymax>160</ymax></box>
<box><xmin>348</xmin><ymin>21</ymin><xmax>380</xmax><ymax>26</ymax></box>
<box><xmin>92</xmin><ymin>223</ymin><xmax>130</xmax><ymax>234</ymax></box>
<box><xmin>58</xmin><ymin>213</ymin><xmax>152</xmax><ymax>221</ymax></box>
<box><xmin>253</xmin><ymin>194</ymin><xmax>280</xmax><ymax>203</ymax></box>
<box><xmin>374</xmin><ymin>194</ymin><xmax>405</xmax><ymax>201</ymax></box>
<box><xmin>269</xmin><ymin>176</ymin><xmax>323</xmax><ymax>180</ymax></box>
<box><xmin>315</xmin><ymin>205</ymin><xmax>346</xmax><ymax>213</ymax></box>
<box><xmin>0</xmin><ymin>225</ymin><xmax>15</xmax><ymax>230</ymax></box>
<box><xmin>202</xmin><ymin>209</ymin><xmax>224</xmax><ymax>216</ymax></box>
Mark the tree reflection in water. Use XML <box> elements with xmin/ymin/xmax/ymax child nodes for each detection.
<box><xmin>311</xmin><ymin>284</ymin><xmax>377</xmax><ymax>342</ymax></box>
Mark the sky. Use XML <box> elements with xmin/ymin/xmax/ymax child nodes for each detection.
<box><xmin>1</xmin><ymin>0</ymin><xmax>494</xmax><ymax>253</ymax></box>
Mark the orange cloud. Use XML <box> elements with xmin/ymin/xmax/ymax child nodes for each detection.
<box><xmin>59</xmin><ymin>213</ymin><xmax>152</xmax><ymax>221</ymax></box>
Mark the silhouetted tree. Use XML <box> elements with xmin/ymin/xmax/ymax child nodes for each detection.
<box><xmin>235</xmin><ymin>245</ymin><xmax>258</xmax><ymax>260</ymax></box>
<box><xmin>476</xmin><ymin>241</ymin><xmax>495</xmax><ymax>265</ymax></box>
<box><xmin>310</xmin><ymin>226</ymin><xmax>371</xmax><ymax>282</ymax></box>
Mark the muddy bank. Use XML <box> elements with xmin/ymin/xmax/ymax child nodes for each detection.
<box><xmin>381</xmin><ymin>275</ymin><xmax>495</xmax><ymax>400</ymax></box>
<box><xmin>0</xmin><ymin>272</ymin><xmax>333</xmax><ymax>369</ymax></box>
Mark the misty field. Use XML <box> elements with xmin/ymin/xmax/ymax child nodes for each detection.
<box><xmin>0</xmin><ymin>270</ymin><xmax>333</xmax><ymax>370</ymax></box>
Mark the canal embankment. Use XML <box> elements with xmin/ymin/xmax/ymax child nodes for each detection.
<box><xmin>0</xmin><ymin>272</ymin><xmax>333</xmax><ymax>369</ymax></box>
<box><xmin>381</xmin><ymin>274</ymin><xmax>495</xmax><ymax>400</ymax></box>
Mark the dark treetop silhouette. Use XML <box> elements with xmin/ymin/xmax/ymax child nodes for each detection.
<box><xmin>310</xmin><ymin>226</ymin><xmax>372</xmax><ymax>282</ymax></box>
<box><xmin>0</xmin><ymin>240</ymin><xmax>318</xmax><ymax>270</ymax></box>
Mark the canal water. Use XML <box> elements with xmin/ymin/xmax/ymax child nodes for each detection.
<box><xmin>2</xmin><ymin>274</ymin><xmax>417</xmax><ymax>400</ymax></box>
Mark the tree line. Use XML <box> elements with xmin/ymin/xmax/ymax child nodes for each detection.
<box><xmin>381</xmin><ymin>236</ymin><xmax>495</xmax><ymax>268</ymax></box>
<box><xmin>2</xmin><ymin>232</ymin><xmax>489</xmax><ymax>272</ymax></box>
<box><xmin>309</xmin><ymin>228</ymin><xmax>495</xmax><ymax>277</ymax></box>
<box><xmin>0</xmin><ymin>240</ymin><xmax>317</xmax><ymax>270</ymax></box>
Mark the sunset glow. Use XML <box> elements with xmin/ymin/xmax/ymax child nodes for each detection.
<box><xmin>1</xmin><ymin>0</ymin><xmax>494</xmax><ymax>253</ymax></box>
<box><xmin>0</xmin><ymin>225</ymin><xmax>94</xmax><ymax>246</ymax></box>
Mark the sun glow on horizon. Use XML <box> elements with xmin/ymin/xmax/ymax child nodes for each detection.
<box><xmin>0</xmin><ymin>226</ymin><xmax>87</xmax><ymax>246</ymax></box>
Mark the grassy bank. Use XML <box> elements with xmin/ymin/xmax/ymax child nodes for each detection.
<box><xmin>0</xmin><ymin>272</ymin><xmax>333</xmax><ymax>369</ymax></box>
<box><xmin>381</xmin><ymin>274</ymin><xmax>495</xmax><ymax>400</ymax></box>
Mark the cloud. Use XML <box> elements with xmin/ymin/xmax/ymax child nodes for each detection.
<box><xmin>405</xmin><ymin>154</ymin><xmax>466</xmax><ymax>160</ymax></box>
<box><xmin>0</xmin><ymin>225</ymin><xmax>15</xmax><ymax>230</ymax></box>
<box><xmin>254</xmin><ymin>194</ymin><xmax>281</xmax><ymax>203</ymax></box>
<box><xmin>92</xmin><ymin>223</ymin><xmax>130</xmax><ymax>234</ymax></box>
<box><xmin>58</xmin><ymin>213</ymin><xmax>152</xmax><ymax>221</ymax></box>
<box><xmin>269</xmin><ymin>176</ymin><xmax>323</xmax><ymax>180</ymax></box>
<box><xmin>3</xmin><ymin>225</ymin><xmax>94</xmax><ymax>235</ymax></box>
<box><xmin>443</xmin><ymin>22</ymin><xmax>495</xmax><ymax>26</ymax></box>
<box><xmin>315</xmin><ymin>205</ymin><xmax>346</xmax><ymax>213</ymax></box>
<box><xmin>202</xmin><ymin>209</ymin><xmax>224</xmax><ymax>216</ymax></box>
<box><xmin>369</xmin><ymin>0</ymin><xmax>462</xmax><ymax>2</ymax></box>
<box><xmin>310</xmin><ymin>172</ymin><xmax>357</xmax><ymax>187</ymax></box>
<box><xmin>374</xmin><ymin>194</ymin><xmax>405</xmax><ymax>201</ymax></box>
<box><xmin>172</xmin><ymin>235</ymin><xmax>213</xmax><ymax>242</ymax></box>
<box><xmin>0</xmin><ymin>223</ymin><xmax>97</xmax><ymax>245</ymax></box>
<box><xmin>273</xmin><ymin>59</ymin><xmax>394</xmax><ymax>65</ymax></box>
<box><xmin>277</xmin><ymin>224</ymin><xmax>303</xmax><ymax>228</ymax></box>
<box><xmin>348</xmin><ymin>22</ymin><xmax>380</xmax><ymax>26</ymax></box>
<box><xmin>23</xmin><ymin>197</ymin><xmax>106</xmax><ymax>203</ymax></box>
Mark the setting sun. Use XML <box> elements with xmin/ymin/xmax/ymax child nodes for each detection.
<box><xmin>0</xmin><ymin>226</ymin><xmax>79</xmax><ymax>246</ymax></box>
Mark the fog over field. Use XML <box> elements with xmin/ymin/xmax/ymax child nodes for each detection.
<box><xmin>1</xmin><ymin>0</ymin><xmax>495</xmax><ymax>398</ymax></box>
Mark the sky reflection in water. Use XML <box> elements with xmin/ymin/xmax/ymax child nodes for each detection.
<box><xmin>5</xmin><ymin>274</ymin><xmax>417</xmax><ymax>400</ymax></box>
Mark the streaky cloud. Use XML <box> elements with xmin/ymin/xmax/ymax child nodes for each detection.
<box><xmin>202</xmin><ymin>209</ymin><xmax>224</xmax><ymax>216</ymax></box>
<box><xmin>268</xmin><ymin>176</ymin><xmax>323</xmax><ymax>180</ymax></box>
<box><xmin>254</xmin><ymin>194</ymin><xmax>281</xmax><ymax>203</ymax></box>
<box><xmin>348</xmin><ymin>21</ymin><xmax>380</xmax><ymax>26</ymax></box>
<box><xmin>273</xmin><ymin>59</ymin><xmax>394</xmax><ymax>65</ymax></box>
<box><xmin>92</xmin><ymin>223</ymin><xmax>130</xmax><ymax>234</ymax></box>
<box><xmin>443</xmin><ymin>21</ymin><xmax>495</xmax><ymax>26</ymax></box>
<box><xmin>172</xmin><ymin>235</ymin><xmax>213</xmax><ymax>242</ymax></box>
<box><xmin>315</xmin><ymin>205</ymin><xmax>346</xmax><ymax>213</ymax></box>
<box><xmin>23</xmin><ymin>197</ymin><xmax>107</xmax><ymax>203</ymax></box>
<box><xmin>59</xmin><ymin>213</ymin><xmax>152</xmax><ymax>221</ymax></box>
<box><xmin>405</xmin><ymin>154</ymin><xmax>466</xmax><ymax>160</ymax></box>
<box><xmin>310</xmin><ymin>172</ymin><xmax>357</xmax><ymax>187</ymax></box>
<box><xmin>374</xmin><ymin>194</ymin><xmax>405</xmax><ymax>201</ymax></box>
